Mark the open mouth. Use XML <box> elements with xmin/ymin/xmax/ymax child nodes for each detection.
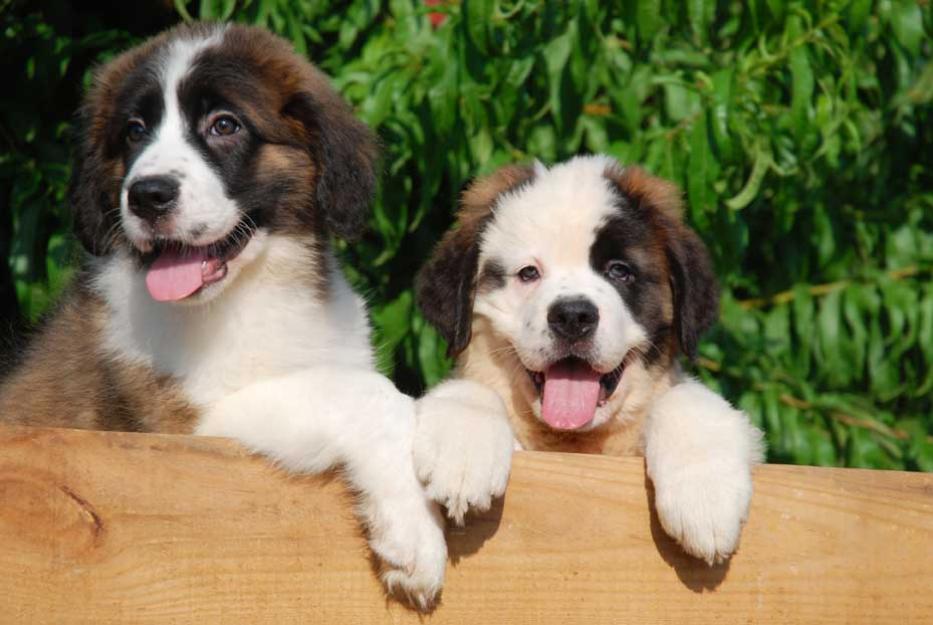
<box><xmin>141</xmin><ymin>221</ymin><xmax>253</xmax><ymax>302</ymax></box>
<box><xmin>526</xmin><ymin>356</ymin><xmax>625</xmax><ymax>431</ymax></box>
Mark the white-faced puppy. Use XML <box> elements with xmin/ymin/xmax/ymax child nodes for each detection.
<box><xmin>414</xmin><ymin>155</ymin><xmax>764</xmax><ymax>564</ymax></box>
<box><xmin>0</xmin><ymin>23</ymin><xmax>446</xmax><ymax>608</ymax></box>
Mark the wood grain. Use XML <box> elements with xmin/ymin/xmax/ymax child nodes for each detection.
<box><xmin>0</xmin><ymin>425</ymin><xmax>930</xmax><ymax>624</ymax></box>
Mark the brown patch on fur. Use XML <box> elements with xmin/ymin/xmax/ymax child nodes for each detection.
<box><xmin>417</xmin><ymin>165</ymin><xmax>535</xmax><ymax>356</ymax></box>
<box><xmin>459</xmin><ymin>165</ymin><xmax>537</xmax><ymax>229</ymax></box>
<box><xmin>607</xmin><ymin>164</ymin><xmax>685</xmax><ymax>220</ymax></box>
<box><xmin>250</xmin><ymin>144</ymin><xmax>330</xmax><ymax>299</ymax></box>
<box><xmin>603</xmin><ymin>165</ymin><xmax>718</xmax><ymax>360</ymax></box>
<box><xmin>214</xmin><ymin>24</ymin><xmax>378</xmax><ymax>240</ymax></box>
<box><xmin>0</xmin><ymin>277</ymin><xmax>199</xmax><ymax>433</ymax></box>
<box><xmin>256</xmin><ymin>143</ymin><xmax>311</xmax><ymax>176</ymax></box>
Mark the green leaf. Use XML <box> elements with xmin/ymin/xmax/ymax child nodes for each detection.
<box><xmin>542</xmin><ymin>29</ymin><xmax>573</xmax><ymax>128</ymax></box>
<box><xmin>463</xmin><ymin>0</ymin><xmax>493</xmax><ymax>55</ymax></box>
<box><xmin>845</xmin><ymin>0</ymin><xmax>872</xmax><ymax>33</ymax></box>
<box><xmin>725</xmin><ymin>141</ymin><xmax>769</xmax><ymax>209</ymax></box>
<box><xmin>687</xmin><ymin>111</ymin><xmax>713</xmax><ymax>215</ymax></box>
<box><xmin>788</xmin><ymin>20</ymin><xmax>814</xmax><ymax>137</ymax></box>
<box><xmin>791</xmin><ymin>284</ymin><xmax>814</xmax><ymax>377</ymax></box>
<box><xmin>710</xmin><ymin>69</ymin><xmax>734</xmax><ymax>160</ymax></box>
<box><xmin>662</xmin><ymin>80</ymin><xmax>700</xmax><ymax>122</ymax></box>
<box><xmin>916</xmin><ymin>285</ymin><xmax>933</xmax><ymax>395</ymax></box>
<box><xmin>900</xmin><ymin>419</ymin><xmax>933</xmax><ymax>471</ymax></box>
<box><xmin>889</xmin><ymin>0</ymin><xmax>924</xmax><ymax>56</ymax></box>
<box><xmin>636</xmin><ymin>0</ymin><xmax>662</xmax><ymax>43</ymax></box>
<box><xmin>371</xmin><ymin>291</ymin><xmax>414</xmax><ymax>375</ymax></box>
<box><xmin>174</xmin><ymin>0</ymin><xmax>194</xmax><ymax>21</ymax></box>
<box><xmin>417</xmin><ymin>323</ymin><xmax>452</xmax><ymax>387</ymax></box>
<box><xmin>687</xmin><ymin>0</ymin><xmax>713</xmax><ymax>45</ymax></box>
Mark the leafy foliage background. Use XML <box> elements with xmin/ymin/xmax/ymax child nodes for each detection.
<box><xmin>1</xmin><ymin>0</ymin><xmax>930</xmax><ymax>469</ymax></box>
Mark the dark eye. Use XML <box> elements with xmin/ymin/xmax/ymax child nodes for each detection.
<box><xmin>605</xmin><ymin>260</ymin><xmax>635</xmax><ymax>283</ymax></box>
<box><xmin>209</xmin><ymin>115</ymin><xmax>241</xmax><ymax>136</ymax></box>
<box><xmin>126</xmin><ymin>119</ymin><xmax>146</xmax><ymax>142</ymax></box>
<box><xmin>518</xmin><ymin>265</ymin><xmax>540</xmax><ymax>282</ymax></box>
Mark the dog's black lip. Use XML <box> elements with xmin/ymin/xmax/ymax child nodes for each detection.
<box><xmin>525</xmin><ymin>356</ymin><xmax>626</xmax><ymax>399</ymax></box>
<box><xmin>139</xmin><ymin>218</ymin><xmax>255</xmax><ymax>267</ymax></box>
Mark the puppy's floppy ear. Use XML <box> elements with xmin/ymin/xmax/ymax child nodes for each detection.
<box><xmin>417</xmin><ymin>164</ymin><xmax>536</xmax><ymax>357</ymax></box>
<box><xmin>665</xmin><ymin>223</ymin><xmax>719</xmax><ymax>359</ymax></box>
<box><xmin>284</xmin><ymin>76</ymin><xmax>378</xmax><ymax>241</ymax></box>
<box><xmin>69</xmin><ymin>75</ymin><xmax>124</xmax><ymax>256</ymax></box>
<box><xmin>611</xmin><ymin>166</ymin><xmax>719</xmax><ymax>360</ymax></box>
<box><xmin>416</xmin><ymin>225</ymin><xmax>482</xmax><ymax>357</ymax></box>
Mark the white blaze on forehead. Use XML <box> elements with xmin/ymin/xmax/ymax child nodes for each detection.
<box><xmin>480</xmin><ymin>155</ymin><xmax>622</xmax><ymax>270</ymax></box>
<box><xmin>121</xmin><ymin>25</ymin><xmax>242</xmax><ymax>248</ymax></box>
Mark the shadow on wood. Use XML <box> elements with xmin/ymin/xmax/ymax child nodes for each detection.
<box><xmin>644</xmin><ymin>473</ymin><xmax>731</xmax><ymax>592</ymax></box>
<box><xmin>0</xmin><ymin>425</ymin><xmax>930</xmax><ymax>624</ymax></box>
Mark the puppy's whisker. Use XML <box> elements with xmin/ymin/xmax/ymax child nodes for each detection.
<box><xmin>100</xmin><ymin>220</ymin><xmax>124</xmax><ymax>251</ymax></box>
<box><xmin>486</xmin><ymin>344</ymin><xmax>520</xmax><ymax>359</ymax></box>
<box><xmin>242</xmin><ymin>212</ymin><xmax>258</xmax><ymax>232</ymax></box>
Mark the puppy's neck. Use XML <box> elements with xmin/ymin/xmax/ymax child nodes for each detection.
<box><xmin>92</xmin><ymin>234</ymin><xmax>373</xmax><ymax>406</ymax></box>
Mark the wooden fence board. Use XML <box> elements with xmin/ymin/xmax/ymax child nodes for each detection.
<box><xmin>0</xmin><ymin>425</ymin><xmax>930</xmax><ymax>624</ymax></box>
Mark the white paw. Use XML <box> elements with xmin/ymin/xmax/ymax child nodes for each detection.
<box><xmin>369</xmin><ymin>500</ymin><xmax>447</xmax><ymax>611</ymax></box>
<box><xmin>413</xmin><ymin>385</ymin><xmax>514</xmax><ymax>525</ymax></box>
<box><xmin>652</xmin><ymin>461</ymin><xmax>753</xmax><ymax>565</ymax></box>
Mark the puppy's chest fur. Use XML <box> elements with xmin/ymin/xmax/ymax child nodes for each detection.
<box><xmin>0</xmin><ymin>238</ymin><xmax>373</xmax><ymax>432</ymax></box>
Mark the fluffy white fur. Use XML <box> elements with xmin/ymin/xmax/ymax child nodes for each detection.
<box><xmin>413</xmin><ymin>379</ymin><xmax>514</xmax><ymax>524</ymax></box>
<box><xmin>645</xmin><ymin>380</ymin><xmax>764</xmax><ymax>563</ymax></box>
<box><xmin>94</xmin><ymin>236</ymin><xmax>372</xmax><ymax>403</ymax></box>
<box><xmin>95</xmin><ymin>235</ymin><xmax>447</xmax><ymax>607</ymax></box>
<box><xmin>196</xmin><ymin>368</ymin><xmax>447</xmax><ymax>601</ymax></box>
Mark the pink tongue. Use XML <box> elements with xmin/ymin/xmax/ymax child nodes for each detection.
<box><xmin>541</xmin><ymin>360</ymin><xmax>602</xmax><ymax>430</ymax></box>
<box><xmin>145</xmin><ymin>247</ymin><xmax>208</xmax><ymax>302</ymax></box>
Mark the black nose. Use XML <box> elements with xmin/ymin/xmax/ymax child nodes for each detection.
<box><xmin>548</xmin><ymin>297</ymin><xmax>599</xmax><ymax>342</ymax></box>
<box><xmin>128</xmin><ymin>175</ymin><xmax>179</xmax><ymax>222</ymax></box>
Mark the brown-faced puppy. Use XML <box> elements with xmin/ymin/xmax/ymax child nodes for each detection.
<box><xmin>414</xmin><ymin>155</ymin><xmax>763</xmax><ymax>564</ymax></box>
<box><xmin>0</xmin><ymin>23</ymin><xmax>446</xmax><ymax>608</ymax></box>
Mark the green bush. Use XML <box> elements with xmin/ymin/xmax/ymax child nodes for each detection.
<box><xmin>2</xmin><ymin>0</ymin><xmax>930</xmax><ymax>469</ymax></box>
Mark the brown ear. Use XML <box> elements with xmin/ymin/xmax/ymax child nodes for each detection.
<box><xmin>416</xmin><ymin>165</ymin><xmax>535</xmax><ymax>356</ymax></box>
<box><xmin>611</xmin><ymin>166</ymin><xmax>719</xmax><ymax>360</ymax></box>
<box><xmin>69</xmin><ymin>28</ymin><xmax>175</xmax><ymax>256</ymax></box>
<box><xmin>282</xmin><ymin>69</ymin><xmax>378</xmax><ymax>241</ymax></box>
<box><xmin>70</xmin><ymin>104</ymin><xmax>118</xmax><ymax>256</ymax></box>
<box><xmin>416</xmin><ymin>225</ymin><xmax>482</xmax><ymax>357</ymax></box>
<box><xmin>665</xmin><ymin>224</ymin><xmax>719</xmax><ymax>359</ymax></box>
<box><xmin>220</xmin><ymin>24</ymin><xmax>379</xmax><ymax>241</ymax></box>
<box><xmin>69</xmin><ymin>49</ymin><xmax>142</xmax><ymax>256</ymax></box>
